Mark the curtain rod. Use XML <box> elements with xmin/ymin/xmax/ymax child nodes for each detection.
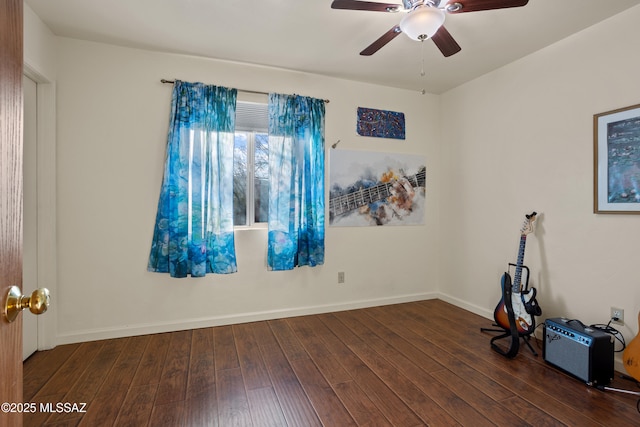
<box><xmin>160</xmin><ymin>79</ymin><xmax>329</xmax><ymax>103</ymax></box>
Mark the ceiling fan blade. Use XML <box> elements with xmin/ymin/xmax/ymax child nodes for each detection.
<box><xmin>331</xmin><ymin>0</ymin><xmax>402</xmax><ymax>12</ymax></box>
<box><xmin>360</xmin><ymin>25</ymin><xmax>403</xmax><ymax>56</ymax></box>
<box><xmin>449</xmin><ymin>0</ymin><xmax>528</xmax><ymax>13</ymax></box>
<box><xmin>431</xmin><ymin>26</ymin><xmax>461</xmax><ymax>57</ymax></box>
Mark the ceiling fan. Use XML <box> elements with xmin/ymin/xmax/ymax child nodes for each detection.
<box><xmin>331</xmin><ymin>0</ymin><xmax>529</xmax><ymax>57</ymax></box>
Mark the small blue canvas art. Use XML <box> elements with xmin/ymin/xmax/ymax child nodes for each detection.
<box><xmin>356</xmin><ymin>107</ymin><xmax>405</xmax><ymax>140</ymax></box>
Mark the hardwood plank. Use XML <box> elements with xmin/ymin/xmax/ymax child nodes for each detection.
<box><xmin>318</xmin><ymin>312</ymin><xmax>361</xmax><ymax>345</ymax></box>
<box><xmin>101</xmin><ymin>335</ymin><xmax>150</xmax><ymax>392</ymax></box>
<box><xmin>501</xmin><ymin>395</ymin><xmax>567</xmax><ymax>427</ymax></box>
<box><xmin>260</xmin><ymin>343</ymin><xmax>322</xmax><ymax>426</ymax></box>
<box><xmin>364</xmin><ymin>306</ymin><xmax>514</xmax><ymax>401</ymax></box>
<box><xmin>184</xmin><ymin>388</ymin><xmax>218</xmax><ymax>427</ymax></box>
<box><xmin>23</xmin><ymin>344</ymin><xmax>79</xmax><ymax>401</ymax></box>
<box><xmin>216</xmin><ymin>367</ymin><xmax>252</xmax><ymax>427</ymax></box>
<box><xmin>114</xmin><ymin>383</ymin><xmax>158</xmax><ymax>426</ymax></box>
<box><xmin>250</xmin><ymin>321</ymin><xmax>279</xmax><ymax>348</ymax></box>
<box><xmin>33</xmin><ymin>341</ymin><xmax>103</xmax><ymax>398</ymax></box>
<box><xmin>130</xmin><ymin>332</ymin><xmax>171</xmax><ymax>387</ymax></box>
<box><xmin>339</xmin><ymin>308</ymin><xmax>443</xmax><ymax>372</ymax></box>
<box><xmin>77</xmin><ymin>389</ymin><xmax>128</xmax><ymax>427</ymax></box>
<box><xmin>250</xmin><ymin>322</ymin><xmax>320</xmax><ymax>426</ymax></box>
<box><xmin>155</xmin><ymin>330</ymin><xmax>192</xmax><ymax>405</ymax></box>
<box><xmin>77</xmin><ymin>335</ymin><xmax>149</xmax><ymax>426</ymax></box>
<box><xmin>149</xmin><ymin>399</ymin><xmax>186</xmax><ymax>427</ymax></box>
<box><xmin>313</xmin><ymin>315</ymin><xmax>424</xmax><ymax>426</ymax></box>
<box><xmin>332</xmin><ymin>380</ymin><xmax>393</xmax><ymax>427</ymax></box>
<box><xmin>40</xmin><ymin>417</ymin><xmax>81</xmax><ymax>426</ymax></box>
<box><xmin>63</xmin><ymin>338</ymin><xmax>128</xmax><ymax>403</ymax></box>
<box><xmin>335</xmin><ymin>310</ymin><xmax>469</xmax><ymax>425</ymax></box>
<box><xmin>23</xmin><ymin>392</ymin><xmax>67</xmax><ymax>427</ymax></box>
<box><xmin>286</xmin><ymin>316</ymin><xmax>353</xmax><ymax>385</ymax></box>
<box><xmin>287</xmin><ymin>317</ymin><xmax>391</xmax><ymax>425</ymax></box>
<box><xmin>246</xmin><ymin>386</ymin><xmax>287</xmax><ymax>427</ymax></box>
<box><xmin>289</xmin><ymin>358</ymin><xmax>357</xmax><ymax>426</ymax></box>
<box><xmin>269</xmin><ymin>318</ymin><xmax>309</xmax><ymax>361</ymax></box>
<box><xmin>35</xmin><ymin>340</ymin><xmax>127</xmax><ymax>426</ymax></box>
<box><xmin>431</xmin><ymin>367</ymin><xmax>535</xmax><ymax>426</ymax></box>
<box><xmin>234</xmin><ymin>323</ymin><xmax>271</xmax><ymax>391</ymax></box>
<box><xmin>348</xmin><ymin>340</ymin><xmax>474</xmax><ymax>426</ymax></box>
<box><xmin>214</xmin><ymin>325</ymin><xmax>239</xmax><ymax>371</ymax></box>
<box><xmin>187</xmin><ymin>327</ymin><xmax>216</xmax><ymax>399</ymax></box>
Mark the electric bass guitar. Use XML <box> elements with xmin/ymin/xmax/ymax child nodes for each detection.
<box><xmin>623</xmin><ymin>311</ymin><xmax>640</xmax><ymax>382</ymax></box>
<box><xmin>493</xmin><ymin>212</ymin><xmax>541</xmax><ymax>335</ymax></box>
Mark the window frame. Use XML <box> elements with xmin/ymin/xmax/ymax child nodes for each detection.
<box><xmin>234</xmin><ymin>131</ymin><xmax>268</xmax><ymax>230</ymax></box>
<box><xmin>233</xmin><ymin>96</ymin><xmax>269</xmax><ymax>230</ymax></box>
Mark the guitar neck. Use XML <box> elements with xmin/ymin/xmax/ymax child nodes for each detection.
<box><xmin>329</xmin><ymin>170</ymin><xmax>425</xmax><ymax>218</ymax></box>
<box><xmin>513</xmin><ymin>234</ymin><xmax>527</xmax><ymax>292</ymax></box>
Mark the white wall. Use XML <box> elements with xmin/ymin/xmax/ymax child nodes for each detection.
<box><xmin>440</xmin><ymin>6</ymin><xmax>640</xmax><ymax>368</ymax></box>
<box><xmin>50</xmin><ymin>39</ymin><xmax>441</xmax><ymax>343</ymax></box>
<box><xmin>23</xmin><ymin>4</ymin><xmax>56</xmax><ymax>79</ymax></box>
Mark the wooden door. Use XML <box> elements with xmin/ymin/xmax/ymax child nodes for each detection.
<box><xmin>0</xmin><ymin>0</ymin><xmax>24</xmax><ymax>426</ymax></box>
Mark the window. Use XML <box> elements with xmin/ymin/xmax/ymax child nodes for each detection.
<box><xmin>233</xmin><ymin>101</ymin><xmax>269</xmax><ymax>226</ymax></box>
<box><xmin>150</xmin><ymin>82</ymin><xmax>325</xmax><ymax>276</ymax></box>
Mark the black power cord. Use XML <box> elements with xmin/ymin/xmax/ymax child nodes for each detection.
<box><xmin>590</xmin><ymin>317</ymin><xmax>639</xmax><ymax>414</ymax></box>
<box><xmin>561</xmin><ymin>317</ymin><xmax>626</xmax><ymax>352</ymax></box>
<box><xmin>589</xmin><ymin>317</ymin><xmax>626</xmax><ymax>353</ymax></box>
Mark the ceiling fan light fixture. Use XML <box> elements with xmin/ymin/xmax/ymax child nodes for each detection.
<box><xmin>400</xmin><ymin>6</ymin><xmax>445</xmax><ymax>41</ymax></box>
<box><xmin>445</xmin><ymin>2</ymin><xmax>463</xmax><ymax>13</ymax></box>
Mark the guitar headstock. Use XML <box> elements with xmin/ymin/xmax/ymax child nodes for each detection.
<box><xmin>520</xmin><ymin>211</ymin><xmax>537</xmax><ymax>236</ymax></box>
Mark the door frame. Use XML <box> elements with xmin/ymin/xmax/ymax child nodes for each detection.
<box><xmin>22</xmin><ymin>63</ymin><xmax>57</xmax><ymax>352</ymax></box>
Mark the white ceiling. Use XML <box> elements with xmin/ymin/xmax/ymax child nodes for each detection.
<box><xmin>25</xmin><ymin>0</ymin><xmax>640</xmax><ymax>94</ymax></box>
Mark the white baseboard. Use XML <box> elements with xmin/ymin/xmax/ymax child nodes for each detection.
<box><xmin>436</xmin><ymin>292</ymin><xmax>494</xmax><ymax>320</ymax></box>
<box><xmin>55</xmin><ymin>291</ymin><xmax>439</xmax><ymax>345</ymax></box>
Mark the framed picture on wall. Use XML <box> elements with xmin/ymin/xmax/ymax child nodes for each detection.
<box><xmin>594</xmin><ymin>103</ymin><xmax>640</xmax><ymax>214</ymax></box>
<box><xmin>329</xmin><ymin>150</ymin><xmax>426</xmax><ymax>226</ymax></box>
<box><xmin>356</xmin><ymin>107</ymin><xmax>405</xmax><ymax>140</ymax></box>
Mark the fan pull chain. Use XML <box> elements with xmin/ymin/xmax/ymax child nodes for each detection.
<box><xmin>420</xmin><ymin>39</ymin><xmax>426</xmax><ymax>77</ymax></box>
<box><xmin>420</xmin><ymin>40</ymin><xmax>426</xmax><ymax>95</ymax></box>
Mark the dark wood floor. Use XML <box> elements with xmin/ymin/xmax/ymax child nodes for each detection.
<box><xmin>23</xmin><ymin>299</ymin><xmax>640</xmax><ymax>426</ymax></box>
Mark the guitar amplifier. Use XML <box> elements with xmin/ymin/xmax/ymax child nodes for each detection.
<box><xmin>543</xmin><ymin>318</ymin><xmax>614</xmax><ymax>385</ymax></box>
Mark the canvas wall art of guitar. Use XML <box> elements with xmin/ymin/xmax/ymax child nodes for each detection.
<box><xmin>493</xmin><ymin>212</ymin><xmax>542</xmax><ymax>335</ymax></box>
<box><xmin>329</xmin><ymin>167</ymin><xmax>425</xmax><ymax>225</ymax></box>
<box><xmin>623</xmin><ymin>311</ymin><xmax>640</xmax><ymax>382</ymax></box>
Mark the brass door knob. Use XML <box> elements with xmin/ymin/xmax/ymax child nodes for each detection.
<box><xmin>3</xmin><ymin>286</ymin><xmax>50</xmax><ymax>323</ymax></box>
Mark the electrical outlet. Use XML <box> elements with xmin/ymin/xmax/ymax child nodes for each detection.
<box><xmin>338</xmin><ymin>272</ymin><xmax>345</xmax><ymax>284</ymax></box>
<box><xmin>611</xmin><ymin>307</ymin><xmax>624</xmax><ymax>324</ymax></box>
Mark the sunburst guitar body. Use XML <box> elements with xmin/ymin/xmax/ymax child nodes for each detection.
<box><xmin>623</xmin><ymin>311</ymin><xmax>640</xmax><ymax>381</ymax></box>
<box><xmin>494</xmin><ymin>280</ymin><xmax>538</xmax><ymax>335</ymax></box>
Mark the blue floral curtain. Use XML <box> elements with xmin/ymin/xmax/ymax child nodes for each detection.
<box><xmin>267</xmin><ymin>93</ymin><xmax>325</xmax><ymax>270</ymax></box>
<box><xmin>148</xmin><ymin>80</ymin><xmax>238</xmax><ymax>277</ymax></box>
